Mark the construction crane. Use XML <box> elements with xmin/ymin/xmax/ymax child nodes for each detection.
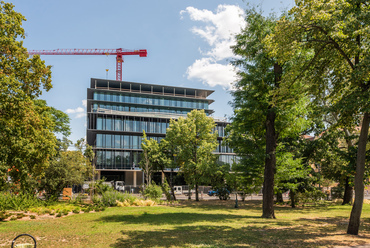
<box><xmin>28</xmin><ymin>48</ymin><xmax>147</xmax><ymax>81</ymax></box>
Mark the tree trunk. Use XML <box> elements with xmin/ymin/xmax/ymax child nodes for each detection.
<box><xmin>162</xmin><ymin>170</ymin><xmax>176</xmax><ymax>201</ymax></box>
<box><xmin>188</xmin><ymin>186</ymin><xmax>191</xmax><ymax>200</ymax></box>
<box><xmin>195</xmin><ymin>184</ymin><xmax>199</xmax><ymax>201</ymax></box>
<box><xmin>290</xmin><ymin>190</ymin><xmax>296</xmax><ymax>208</ymax></box>
<box><xmin>262</xmin><ymin>63</ymin><xmax>281</xmax><ymax>219</ymax></box>
<box><xmin>262</xmin><ymin>109</ymin><xmax>277</xmax><ymax>219</ymax></box>
<box><xmin>347</xmin><ymin>112</ymin><xmax>370</xmax><ymax>235</ymax></box>
<box><xmin>276</xmin><ymin>192</ymin><xmax>284</xmax><ymax>204</ymax></box>
<box><xmin>342</xmin><ymin>177</ymin><xmax>353</xmax><ymax>205</ymax></box>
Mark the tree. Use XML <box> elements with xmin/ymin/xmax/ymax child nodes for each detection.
<box><xmin>0</xmin><ymin>2</ymin><xmax>55</xmax><ymax>191</ymax></box>
<box><xmin>39</xmin><ymin>139</ymin><xmax>93</xmax><ymax>198</ymax></box>
<box><xmin>228</xmin><ymin>8</ymin><xmax>310</xmax><ymax>218</ymax></box>
<box><xmin>266</xmin><ymin>0</ymin><xmax>370</xmax><ymax>234</ymax></box>
<box><xmin>139</xmin><ymin>131</ymin><xmax>160</xmax><ymax>187</ymax></box>
<box><xmin>165</xmin><ymin>109</ymin><xmax>218</xmax><ymax>201</ymax></box>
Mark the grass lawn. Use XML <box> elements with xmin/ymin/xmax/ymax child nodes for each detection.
<box><xmin>1</xmin><ymin>200</ymin><xmax>370</xmax><ymax>247</ymax></box>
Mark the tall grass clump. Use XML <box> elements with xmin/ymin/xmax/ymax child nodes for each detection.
<box><xmin>0</xmin><ymin>192</ymin><xmax>46</xmax><ymax>211</ymax></box>
<box><xmin>98</xmin><ymin>191</ymin><xmax>138</xmax><ymax>207</ymax></box>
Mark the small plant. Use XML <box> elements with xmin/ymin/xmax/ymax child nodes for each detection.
<box><xmin>143</xmin><ymin>183</ymin><xmax>162</xmax><ymax>201</ymax></box>
<box><xmin>16</xmin><ymin>213</ymin><xmax>25</xmax><ymax>219</ymax></box>
<box><xmin>56</xmin><ymin>212</ymin><xmax>62</xmax><ymax>218</ymax></box>
<box><xmin>30</xmin><ymin>215</ymin><xmax>36</xmax><ymax>219</ymax></box>
<box><xmin>72</xmin><ymin>208</ymin><xmax>80</xmax><ymax>214</ymax></box>
<box><xmin>10</xmin><ymin>216</ymin><xmax>17</xmax><ymax>221</ymax></box>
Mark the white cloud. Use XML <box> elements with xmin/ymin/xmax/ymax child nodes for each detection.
<box><xmin>65</xmin><ymin>100</ymin><xmax>87</xmax><ymax>119</ymax></box>
<box><xmin>66</xmin><ymin>107</ymin><xmax>84</xmax><ymax>114</ymax></box>
<box><xmin>181</xmin><ymin>5</ymin><xmax>246</xmax><ymax>89</ymax></box>
<box><xmin>187</xmin><ymin>58</ymin><xmax>238</xmax><ymax>88</ymax></box>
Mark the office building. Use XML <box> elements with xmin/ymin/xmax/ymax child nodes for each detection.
<box><xmin>86</xmin><ymin>78</ymin><xmax>236</xmax><ymax>188</ymax></box>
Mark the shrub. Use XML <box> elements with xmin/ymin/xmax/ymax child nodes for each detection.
<box><xmin>143</xmin><ymin>183</ymin><xmax>162</xmax><ymax>201</ymax></box>
<box><xmin>101</xmin><ymin>191</ymin><xmax>139</xmax><ymax>207</ymax></box>
<box><xmin>0</xmin><ymin>192</ymin><xmax>45</xmax><ymax>211</ymax></box>
<box><xmin>331</xmin><ymin>187</ymin><xmax>344</xmax><ymax>200</ymax></box>
<box><xmin>30</xmin><ymin>215</ymin><xmax>36</xmax><ymax>219</ymax></box>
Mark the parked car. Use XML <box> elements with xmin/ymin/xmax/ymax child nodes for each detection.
<box><xmin>208</xmin><ymin>189</ymin><xmax>230</xmax><ymax>200</ymax></box>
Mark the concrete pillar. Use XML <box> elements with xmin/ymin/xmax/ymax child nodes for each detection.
<box><xmin>133</xmin><ymin>171</ymin><xmax>137</xmax><ymax>187</ymax></box>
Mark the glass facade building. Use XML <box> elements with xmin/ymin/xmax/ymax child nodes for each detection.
<box><xmin>86</xmin><ymin>78</ymin><xmax>236</xmax><ymax>185</ymax></box>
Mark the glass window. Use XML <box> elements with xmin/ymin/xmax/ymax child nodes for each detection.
<box><xmin>97</xmin><ymin>117</ymin><xmax>103</xmax><ymax>130</ymax></box>
<box><xmin>114</xmin><ymin>135</ymin><xmax>120</xmax><ymax>148</ymax></box>
<box><xmin>96</xmin><ymin>134</ymin><xmax>103</xmax><ymax>147</ymax></box>
<box><xmin>106</xmin><ymin>135</ymin><xmax>112</xmax><ymax>148</ymax></box>
<box><xmin>106</xmin><ymin>151</ymin><xmax>112</xmax><ymax>168</ymax></box>
<box><xmin>132</xmin><ymin>151</ymin><xmax>141</xmax><ymax>168</ymax></box>
<box><xmin>115</xmin><ymin>152</ymin><xmax>122</xmax><ymax>169</ymax></box>
<box><xmin>161</xmin><ymin>122</ymin><xmax>166</xmax><ymax>133</ymax></box>
<box><xmin>125</xmin><ymin>119</ymin><xmax>132</xmax><ymax>131</ymax></box>
<box><xmin>123</xmin><ymin>152</ymin><xmax>130</xmax><ymax>167</ymax></box>
<box><xmin>123</xmin><ymin>135</ymin><xmax>129</xmax><ymax>148</ymax></box>
<box><xmin>106</xmin><ymin>118</ymin><xmax>112</xmax><ymax>131</ymax></box>
<box><xmin>115</xmin><ymin>119</ymin><xmax>122</xmax><ymax>131</ymax></box>
<box><xmin>133</xmin><ymin>136</ymin><xmax>138</xmax><ymax>149</ymax></box>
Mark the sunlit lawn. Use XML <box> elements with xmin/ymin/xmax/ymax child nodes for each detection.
<box><xmin>1</xmin><ymin>200</ymin><xmax>370</xmax><ymax>247</ymax></box>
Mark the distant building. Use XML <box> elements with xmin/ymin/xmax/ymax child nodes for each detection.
<box><xmin>86</xmin><ymin>78</ymin><xmax>236</xmax><ymax>188</ymax></box>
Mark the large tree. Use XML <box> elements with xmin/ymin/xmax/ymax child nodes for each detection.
<box><xmin>0</xmin><ymin>2</ymin><xmax>56</xmax><ymax>191</ymax></box>
<box><xmin>266</xmin><ymin>0</ymin><xmax>370</xmax><ymax>234</ymax></box>
<box><xmin>228</xmin><ymin>8</ymin><xmax>310</xmax><ymax>218</ymax></box>
<box><xmin>165</xmin><ymin>109</ymin><xmax>218</xmax><ymax>201</ymax></box>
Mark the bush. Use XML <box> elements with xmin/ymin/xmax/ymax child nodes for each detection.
<box><xmin>296</xmin><ymin>189</ymin><xmax>327</xmax><ymax>204</ymax></box>
<box><xmin>0</xmin><ymin>192</ymin><xmax>45</xmax><ymax>211</ymax></box>
<box><xmin>100</xmin><ymin>191</ymin><xmax>138</xmax><ymax>207</ymax></box>
<box><xmin>331</xmin><ymin>187</ymin><xmax>344</xmax><ymax>200</ymax></box>
<box><xmin>143</xmin><ymin>183</ymin><xmax>162</xmax><ymax>201</ymax></box>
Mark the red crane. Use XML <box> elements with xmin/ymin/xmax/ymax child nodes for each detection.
<box><xmin>28</xmin><ymin>48</ymin><xmax>147</xmax><ymax>81</ymax></box>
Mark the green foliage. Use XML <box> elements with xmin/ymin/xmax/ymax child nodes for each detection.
<box><xmin>0</xmin><ymin>2</ymin><xmax>59</xmax><ymax>192</ymax></box>
<box><xmin>227</xmin><ymin>8</ymin><xmax>311</xmax><ymax>211</ymax></box>
<box><xmin>99</xmin><ymin>191</ymin><xmax>138</xmax><ymax>207</ymax></box>
<box><xmin>266</xmin><ymin>0</ymin><xmax>370</xmax><ymax>232</ymax></box>
<box><xmin>0</xmin><ymin>192</ymin><xmax>45</xmax><ymax>211</ymax></box>
<box><xmin>331</xmin><ymin>187</ymin><xmax>344</xmax><ymax>200</ymax></box>
<box><xmin>165</xmin><ymin>109</ymin><xmax>218</xmax><ymax>200</ymax></box>
<box><xmin>143</xmin><ymin>183</ymin><xmax>163</xmax><ymax>201</ymax></box>
<box><xmin>39</xmin><ymin>140</ymin><xmax>93</xmax><ymax>198</ymax></box>
<box><xmin>91</xmin><ymin>178</ymin><xmax>113</xmax><ymax>195</ymax></box>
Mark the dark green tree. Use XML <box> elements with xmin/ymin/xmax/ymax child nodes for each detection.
<box><xmin>266</xmin><ymin>0</ymin><xmax>370</xmax><ymax>234</ymax></box>
<box><xmin>228</xmin><ymin>8</ymin><xmax>310</xmax><ymax>218</ymax></box>
<box><xmin>0</xmin><ymin>2</ymin><xmax>58</xmax><ymax>192</ymax></box>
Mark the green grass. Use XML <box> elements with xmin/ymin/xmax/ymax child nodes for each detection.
<box><xmin>1</xmin><ymin>200</ymin><xmax>370</xmax><ymax>247</ymax></box>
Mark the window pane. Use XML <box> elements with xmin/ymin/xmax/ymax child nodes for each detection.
<box><xmin>115</xmin><ymin>119</ymin><xmax>122</xmax><ymax>131</ymax></box>
<box><xmin>106</xmin><ymin>135</ymin><xmax>112</xmax><ymax>148</ymax></box>
<box><xmin>97</xmin><ymin>117</ymin><xmax>103</xmax><ymax>130</ymax></box>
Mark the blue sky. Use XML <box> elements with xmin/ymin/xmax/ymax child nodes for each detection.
<box><xmin>10</xmin><ymin>0</ymin><xmax>294</xmax><ymax>145</ymax></box>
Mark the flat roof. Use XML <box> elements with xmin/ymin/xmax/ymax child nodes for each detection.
<box><xmin>90</xmin><ymin>78</ymin><xmax>214</xmax><ymax>99</ymax></box>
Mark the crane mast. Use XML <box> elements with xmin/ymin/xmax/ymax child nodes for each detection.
<box><xmin>28</xmin><ymin>48</ymin><xmax>147</xmax><ymax>81</ymax></box>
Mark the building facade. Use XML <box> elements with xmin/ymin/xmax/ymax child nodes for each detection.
<box><xmin>86</xmin><ymin>78</ymin><xmax>236</xmax><ymax>187</ymax></box>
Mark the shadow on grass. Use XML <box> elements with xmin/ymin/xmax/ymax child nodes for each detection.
<box><xmin>99</xmin><ymin>212</ymin><xmax>261</xmax><ymax>226</ymax></box>
<box><xmin>109</xmin><ymin>222</ymin><xmax>368</xmax><ymax>248</ymax></box>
